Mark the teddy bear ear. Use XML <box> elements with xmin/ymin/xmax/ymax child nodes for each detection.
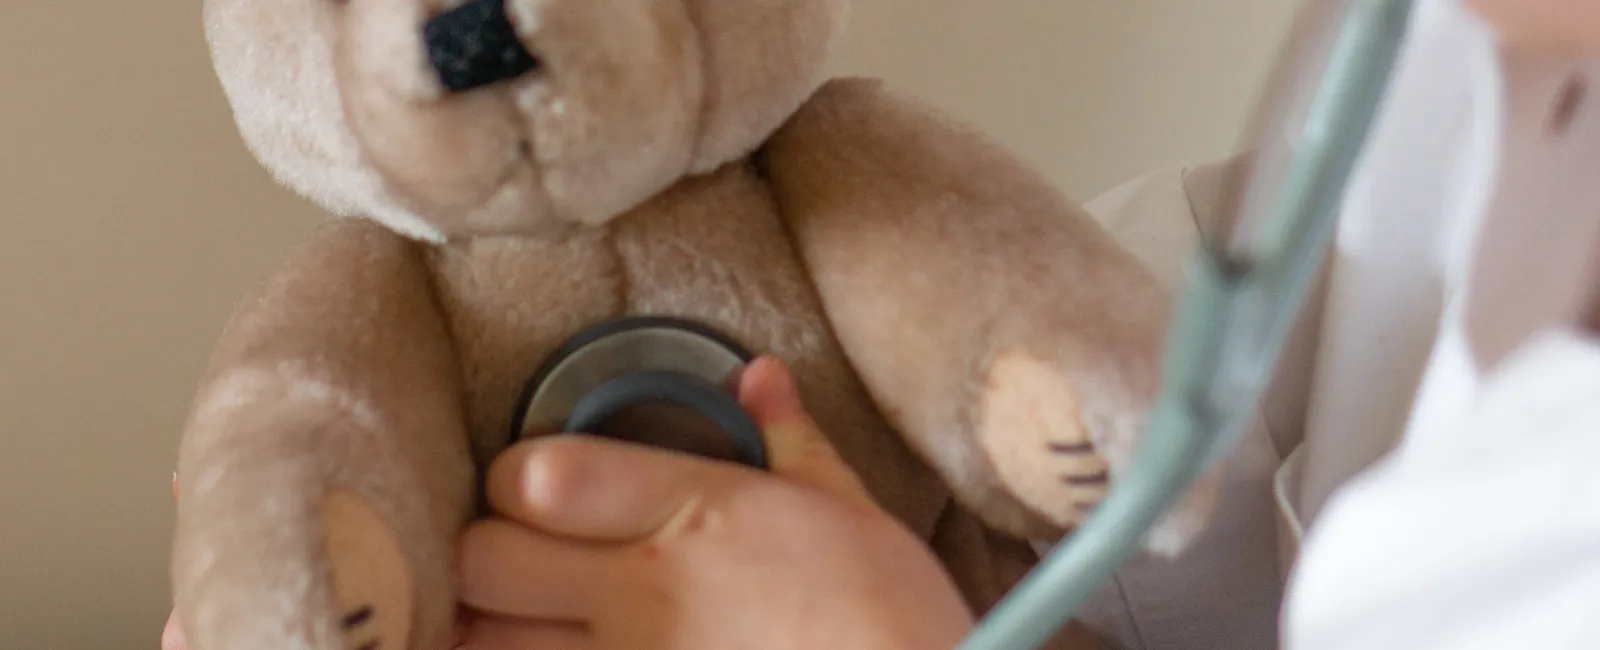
<box><xmin>203</xmin><ymin>0</ymin><xmax>448</xmax><ymax>242</ymax></box>
<box><xmin>683</xmin><ymin>0</ymin><xmax>851</xmax><ymax>173</ymax></box>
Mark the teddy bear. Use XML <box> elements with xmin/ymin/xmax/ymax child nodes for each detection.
<box><xmin>170</xmin><ymin>0</ymin><xmax>1222</xmax><ymax>648</ymax></box>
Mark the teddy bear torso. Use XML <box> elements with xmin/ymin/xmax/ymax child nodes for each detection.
<box><xmin>422</xmin><ymin>159</ymin><xmax>953</xmax><ymax>539</ymax></box>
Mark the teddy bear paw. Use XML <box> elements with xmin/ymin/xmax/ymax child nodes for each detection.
<box><xmin>977</xmin><ymin>349</ymin><xmax>1115</xmax><ymax>530</ymax></box>
<box><xmin>322</xmin><ymin>491</ymin><xmax>413</xmax><ymax>650</ymax></box>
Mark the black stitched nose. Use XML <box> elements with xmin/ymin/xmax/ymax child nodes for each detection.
<box><xmin>424</xmin><ymin>0</ymin><xmax>539</xmax><ymax>93</ymax></box>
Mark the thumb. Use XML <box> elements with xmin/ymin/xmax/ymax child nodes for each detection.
<box><xmin>164</xmin><ymin>474</ymin><xmax>187</xmax><ymax>650</ymax></box>
<box><xmin>161</xmin><ymin>611</ymin><xmax>187</xmax><ymax>650</ymax></box>
<box><xmin>737</xmin><ymin>356</ymin><xmax>879</xmax><ymax>511</ymax></box>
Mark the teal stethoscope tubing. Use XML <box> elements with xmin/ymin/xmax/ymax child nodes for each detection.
<box><xmin>954</xmin><ymin>2</ymin><xmax>1418</xmax><ymax>649</ymax></box>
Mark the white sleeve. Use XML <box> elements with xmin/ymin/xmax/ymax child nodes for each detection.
<box><xmin>1283</xmin><ymin>0</ymin><xmax>1600</xmax><ymax>645</ymax></box>
<box><xmin>1282</xmin><ymin>333</ymin><xmax>1600</xmax><ymax>650</ymax></box>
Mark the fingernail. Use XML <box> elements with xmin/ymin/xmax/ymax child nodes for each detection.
<box><xmin>519</xmin><ymin>450</ymin><xmax>553</xmax><ymax>507</ymax></box>
<box><xmin>742</xmin><ymin>356</ymin><xmax>806</xmax><ymax>422</ymax></box>
<box><xmin>767</xmin><ymin>358</ymin><xmax>803</xmax><ymax>406</ymax></box>
<box><xmin>515</xmin><ymin>438</ymin><xmax>592</xmax><ymax>511</ymax></box>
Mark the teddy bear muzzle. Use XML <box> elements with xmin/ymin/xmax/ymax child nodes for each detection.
<box><xmin>424</xmin><ymin>0</ymin><xmax>540</xmax><ymax>93</ymax></box>
<box><xmin>333</xmin><ymin>0</ymin><xmax>557</xmax><ymax>236</ymax></box>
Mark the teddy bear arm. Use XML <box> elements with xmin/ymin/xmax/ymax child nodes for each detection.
<box><xmin>173</xmin><ymin>219</ymin><xmax>475</xmax><ymax>650</ymax></box>
<box><xmin>759</xmin><ymin>78</ymin><xmax>1215</xmax><ymax>550</ymax></box>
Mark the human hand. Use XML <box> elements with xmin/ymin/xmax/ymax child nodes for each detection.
<box><xmin>454</xmin><ymin>355</ymin><xmax>975</xmax><ymax>650</ymax></box>
<box><xmin>162</xmin><ymin>477</ymin><xmax>183</xmax><ymax>650</ymax></box>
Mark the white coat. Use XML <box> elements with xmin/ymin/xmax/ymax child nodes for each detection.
<box><xmin>1071</xmin><ymin>2</ymin><xmax>1600</xmax><ymax>648</ymax></box>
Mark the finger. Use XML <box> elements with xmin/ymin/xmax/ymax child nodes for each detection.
<box><xmin>451</xmin><ymin>607</ymin><xmax>475</xmax><ymax>649</ymax></box>
<box><xmin>456</xmin><ymin>519</ymin><xmax>606</xmax><ymax>622</ymax></box>
<box><xmin>486</xmin><ymin>434</ymin><xmax>738</xmax><ymax>541</ymax></box>
<box><xmin>462</xmin><ymin>615</ymin><xmax>591</xmax><ymax>650</ymax></box>
<box><xmin>161</xmin><ymin>611</ymin><xmax>185</xmax><ymax>650</ymax></box>
<box><xmin>165</xmin><ymin>479</ymin><xmax>184</xmax><ymax>650</ymax></box>
<box><xmin>737</xmin><ymin>356</ymin><xmax>878</xmax><ymax>510</ymax></box>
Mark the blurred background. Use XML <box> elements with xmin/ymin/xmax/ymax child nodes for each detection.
<box><xmin>0</xmin><ymin>0</ymin><xmax>1298</xmax><ymax>646</ymax></box>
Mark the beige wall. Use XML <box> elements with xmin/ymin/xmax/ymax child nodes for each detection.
<box><xmin>832</xmin><ymin>0</ymin><xmax>1299</xmax><ymax>199</ymax></box>
<box><xmin>0</xmin><ymin>1</ymin><xmax>1296</xmax><ymax>646</ymax></box>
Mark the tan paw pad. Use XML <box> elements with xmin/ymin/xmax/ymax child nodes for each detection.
<box><xmin>322</xmin><ymin>491</ymin><xmax>413</xmax><ymax>650</ymax></box>
<box><xmin>980</xmin><ymin>350</ymin><xmax>1110</xmax><ymax>529</ymax></box>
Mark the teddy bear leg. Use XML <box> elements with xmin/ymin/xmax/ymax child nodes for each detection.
<box><xmin>167</xmin><ymin>477</ymin><xmax>418</xmax><ymax>650</ymax></box>
<box><xmin>172</xmin><ymin>392</ymin><xmax>471</xmax><ymax>650</ymax></box>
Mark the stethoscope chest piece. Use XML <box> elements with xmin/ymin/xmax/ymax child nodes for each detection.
<box><xmin>510</xmin><ymin>317</ymin><xmax>769</xmax><ymax>470</ymax></box>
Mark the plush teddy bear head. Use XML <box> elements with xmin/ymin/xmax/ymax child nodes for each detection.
<box><xmin>203</xmin><ymin>0</ymin><xmax>848</xmax><ymax>241</ymax></box>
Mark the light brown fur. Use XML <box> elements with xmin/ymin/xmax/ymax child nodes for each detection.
<box><xmin>175</xmin><ymin>1</ymin><xmax>1219</xmax><ymax>648</ymax></box>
